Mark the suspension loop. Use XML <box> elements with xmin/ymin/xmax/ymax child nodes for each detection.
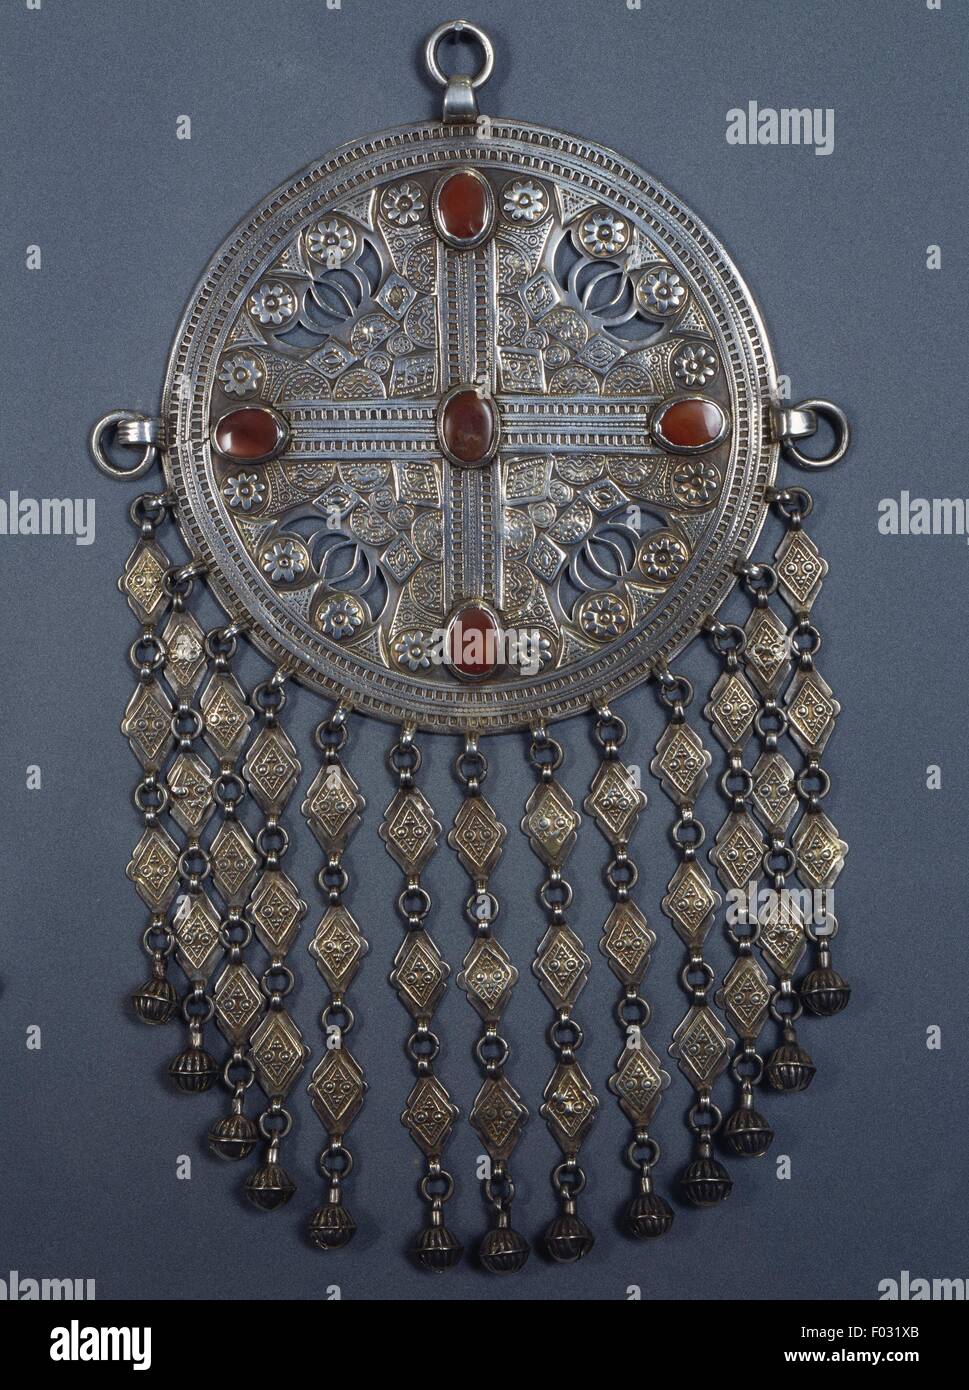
<box><xmin>775</xmin><ymin>399</ymin><xmax>850</xmax><ymax>469</ymax></box>
<box><xmin>91</xmin><ymin>410</ymin><xmax>162</xmax><ymax>479</ymax></box>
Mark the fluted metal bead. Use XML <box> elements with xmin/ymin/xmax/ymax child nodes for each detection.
<box><xmin>168</xmin><ymin>1044</ymin><xmax>218</xmax><ymax>1093</ymax></box>
<box><xmin>767</xmin><ymin>1038</ymin><xmax>817</xmax><ymax>1092</ymax></box>
<box><xmin>245</xmin><ymin>1161</ymin><xmax>296</xmax><ymax>1211</ymax></box>
<box><xmin>308</xmin><ymin>1202</ymin><xmax>356</xmax><ymax>1250</ymax></box>
<box><xmin>207</xmin><ymin>1112</ymin><xmax>258</xmax><ymax>1161</ymax></box>
<box><xmin>723</xmin><ymin>1105</ymin><xmax>774</xmax><ymax>1157</ymax></box>
<box><xmin>132</xmin><ymin>974</ymin><xmax>177</xmax><ymax>1025</ymax></box>
<box><xmin>800</xmin><ymin>966</ymin><xmax>851</xmax><ymax>1017</ymax></box>
<box><xmin>680</xmin><ymin>1154</ymin><xmax>733</xmax><ymax>1207</ymax></box>
<box><xmin>479</xmin><ymin>1224</ymin><xmax>530</xmax><ymax>1274</ymax></box>
<box><xmin>626</xmin><ymin>1190</ymin><xmax>674</xmax><ymax>1239</ymax></box>
<box><xmin>411</xmin><ymin>1223</ymin><xmax>464</xmax><ymax>1272</ymax></box>
<box><xmin>544</xmin><ymin>1211</ymin><xmax>595</xmax><ymax>1262</ymax></box>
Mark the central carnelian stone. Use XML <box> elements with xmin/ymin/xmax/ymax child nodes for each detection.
<box><xmin>439</xmin><ymin>388</ymin><xmax>497</xmax><ymax>466</ymax></box>
<box><xmin>448</xmin><ymin>605</ymin><xmax>500</xmax><ymax>679</ymax></box>
<box><xmin>435</xmin><ymin>170</ymin><xmax>491</xmax><ymax>244</ymax></box>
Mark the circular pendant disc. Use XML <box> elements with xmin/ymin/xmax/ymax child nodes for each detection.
<box><xmin>162</xmin><ymin>120</ymin><xmax>777</xmax><ymax>731</ymax></box>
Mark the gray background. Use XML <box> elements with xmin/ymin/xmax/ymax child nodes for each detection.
<box><xmin>0</xmin><ymin>0</ymin><xmax>966</xmax><ymax>1302</ymax></box>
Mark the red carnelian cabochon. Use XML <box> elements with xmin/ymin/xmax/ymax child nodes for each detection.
<box><xmin>656</xmin><ymin>398</ymin><xmax>726</xmax><ymax>450</ymax></box>
<box><xmin>213</xmin><ymin>407</ymin><xmax>282</xmax><ymax>461</ymax></box>
<box><xmin>440</xmin><ymin>389</ymin><xmax>497</xmax><ymax>465</ymax></box>
<box><xmin>448</xmin><ymin>605</ymin><xmax>500</xmax><ymax>678</ymax></box>
<box><xmin>436</xmin><ymin>171</ymin><xmax>491</xmax><ymax>243</ymax></box>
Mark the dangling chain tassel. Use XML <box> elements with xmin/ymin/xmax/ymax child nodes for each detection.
<box><xmin>449</xmin><ymin>733</ymin><xmax>529</xmax><ymax>1274</ymax></box>
<box><xmin>651</xmin><ymin>666</ymin><xmax>734</xmax><ymax>1207</ymax></box>
<box><xmin>382</xmin><ymin>725</ymin><xmax>462</xmax><ymax>1272</ymax></box>
<box><xmin>525</xmin><ymin>726</ymin><xmax>596</xmax><ymax>1262</ymax></box>
<box><xmin>124</xmin><ymin>491</ymin><xmax>180</xmax><ymax>1029</ymax></box>
<box><xmin>737</xmin><ymin>554</ymin><xmax>815</xmax><ymax>1096</ymax></box>
<box><xmin>773</xmin><ymin>488</ymin><xmax>850</xmax><ymax>1021</ymax></box>
<box><xmin>302</xmin><ymin>703</ymin><xmax>368</xmax><ymax>1251</ymax></box>
<box><xmin>702</xmin><ymin>620</ymin><xmax>775</xmax><ymax>1160</ymax></box>
<box><xmin>587</xmin><ymin>706</ymin><xmax>673</xmax><ymax>1240</ymax></box>
<box><xmin>204</xmin><ymin>623</ymin><xmax>264</xmax><ymax>1166</ymax></box>
<box><xmin>159</xmin><ymin>562</ymin><xmax>222</xmax><ymax>1099</ymax></box>
<box><xmin>241</xmin><ymin>667</ymin><xmax>309</xmax><ymax>1211</ymax></box>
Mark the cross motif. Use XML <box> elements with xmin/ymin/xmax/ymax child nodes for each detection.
<box><xmin>278</xmin><ymin>230</ymin><xmax>668</xmax><ymax>624</ymax></box>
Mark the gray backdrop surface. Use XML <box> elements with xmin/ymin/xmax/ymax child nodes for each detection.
<box><xmin>0</xmin><ymin>0</ymin><xmax>966</xmax><ymax>1302</ymax></box>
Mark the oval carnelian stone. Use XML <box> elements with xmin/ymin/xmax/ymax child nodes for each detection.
<box><xmin>435</xmin><ymin>170</ymin><xmax>492</xmax><ymax>244</ymax></box>
<box><xmin>213</xmin><ymin>407</ymin><xmax>283</xmax><ymax>461</ymax></box>
<box><xmin>439</xmin><ymin>389</ymin><xmax>497</xmax><ymax>466</ymax></box>
<box><xmin>654</xmin><ymin>397</ymin><xmax>726</xmax><ymax>451</ymax></box>
<box><xmin>448</xmin><ymin>605</ymin><xmax>500</xmax><ymax>679</ymax></box>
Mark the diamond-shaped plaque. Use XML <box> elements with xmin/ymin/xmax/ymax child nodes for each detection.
<box><xmin>166</xmin><ymin>751</ymin><xmax>215</xmax><ymax>835</ymax></box>
<box><xmin>126</xmin><ymin>825</ymin><xmax>180</xmax><ymax>911</ymax></box>
<box><xmin>584</xmin><ymin>760</ymin><xmax>645</xmax><ymax>847</ymax></box>
<box><xmin>716</xmin><ymin>956</ymin><xmax>772</xmax><ymax>1040</ymax></box>
<box><xmin>309</xmin><ymin>905</ymin><xmax>369</xmax><ymax>993</ymax></box>
<box><xmin>458</xmin><ymin>937</ymin><xmax>517</xmax><ymax>1021</ymax></box>
<box><xmin>173</xmin><ymin>891</ymin><xmax>222</xmax><ymax>979</ymax></box>
<box><xmin>250</xmin><ymin>1009</ymin><xmax>309</xmax><ymax>1099</ymax></box>
<box><xmin>599</xmin><ymin>901</ymin><xmax>656</xmax><ymax>985</ymax></box>
<box><xmin>243</xmin><ymin>726</ymin><xmax>301</xmax><ymax>814</ymax></box>
<box><xmin>162</xmin><ymin>610</ymin><xmax>207</xmax><ymax>698</ymax></box>
<box><xmin>307</xmin><ymin>1047</ymin><xmax>366</xmax><ymax>1136</ymax></box>
<box><xmin>751</xmin><ymin>751</ymin><xmax>797</xmax><ymax>831</ymax></box>
<box><xmin>662</xmin><ymin>860</ymin><xmax>721</xmax><ymax>948</ymax></box>
<box><xmin>744</xmin><ymin>605</ymin><xmax>791</xmax><ymax>696</ymax></box>
<box><xmin>775</xmin><ymin>527</ymin><xmax>827</xmax><ymax>612</ymax></box>
<box><xmin>759</xmin><ymin>892</ymin><xmax>807</xmax><ymax>977</ymax></box>
<box><xmin>302</xmin><ymin>762</ymin><xmax>365</xmax><ymax>854</ymax></box>
<box><xmin>448</xmin><ymin>796</ymin><xmax>507</xmax><ymax>881</ymax></box>
<box><xmin>609</xmin><ymin>1041</ymin><xmax>670</xmax><ymax>1125</ymax></box>
<box><xmin>119</xmin><ymin>540</ymin><xmax>170</xmax><ymax>625</ymax></box>
<box><xmin>785</xmin><ymin>668</ymin><xmax>840</xmax><ymax>756</ymax></box>
<box><xmin>793</xmin><ymin>811</ymin><xmax>848</xmax><ymax>890</ymax></box>
<box><xmin>381</xmin><ymin>535</ymin><xmax>420</xmax><ymax>583</ymax></box>
<box><xmin>533</xmin><ymin>924</ymin><xmax>590</xmax><ymax>1008</ymax></box>
<box><xmin>521</xmin><ymin>781</ymin><xmax>580</xmax><ymax>866</ymax></box>
<box><xmin>705</xmin><ymin>669</ymin><xmax>758</xmax><ymax>751</ymax></box>
<box><xmin>469</xmin><ymin>1076</ymin><xmax>528</xmax><ymax>1161</ymax></box>
<box><xmin>379</xmin><ymin>788</ymin><xmax>441</xmax><ymax>874</ymax></box>
<box><xmin>651</xmin><ymin>721</ymin><xmax>711</xmax><ymax>804</ymax></box>
<box><xmin>541</xmin><ymin>1060</ymin><xmax>598</xmax><ymax>1154</ymax></box>
<box><xmin>710</xmin><ymin>811</ymin><xmax>765</xmax><ymax>892</ymax></box>
<box><xmin>249</xmin><ymin>870</ymin><xmax>306</xmax><ymax>957</ymax></box>
<box><xmin>210</xmin><ymin>820</ymin><xmax>259</xmax><ymax>907</ymax></box>
<box><xmin>122</xmin><ymin>680</ymin><xmax>173</xmax><ymax>770</ymax></box>
<box><xmin>669</xmin><ymin>1004</ymin><xmax>734</xmax><ymax>1091</ymax></box>
<box><xmin>401</xmin><ymin>1074</ymin><xmax>457</xmax><ymax>1156</ymax></box>
<box><xmin>213</xmin><ymin>961</ymin><xmax>263</xmax><ymax>1044</ymax></box>
<box><xmin>200</xmin><ymin>672</ymin><xmax>253</xmax><ymax>762</ymax></box>
<box><xmin>391</xmin><ymin>929</ymin><xmax>448</xmax><ymax>1017</ymax></box>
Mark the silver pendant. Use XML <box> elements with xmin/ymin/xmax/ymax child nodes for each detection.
<box><xmin>94</xmin><ymin>19</ymin><xmax>850</xmax><ymax>1270</ymax></box>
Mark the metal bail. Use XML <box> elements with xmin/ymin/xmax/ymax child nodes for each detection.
<box><xmin>424</xmin><ymin>19</ymin><xmax>494</xmax><ymax>123</ymax></box>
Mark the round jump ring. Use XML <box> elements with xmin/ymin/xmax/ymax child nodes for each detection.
<box><xmin>90</xmin><ymin>411</ymin><xmax>159</xmax><ymax>480</ymax></box>
<box><xmin>781</xmin><ymin>399</ymin><xmax>850</xmax><ymax>469</ymax></box>
<box><xmin>424</xmin><ymin>19</ymin><xmax>495</xmax><ymax>88</ymax></box>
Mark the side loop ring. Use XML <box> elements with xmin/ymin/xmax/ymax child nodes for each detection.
<box><xmin>90</xmin><ymin>411</ymin><xmax>160</xmax><ymax>480</ymax></box>
<box><xmin>776</xmin><ymin>399</ymin><xmax>850</xmax><ymax>469</ymax></box>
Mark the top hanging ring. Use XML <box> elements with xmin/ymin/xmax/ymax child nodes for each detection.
<box><xmin>424</xmin><ymin>20</ymin><xmax>495</xmax><ymax>88</ymax></box>
<box><xmin>424</xmin><ymin>19</ymin><xmax>494</xmax><ymax>121</ymax></box>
